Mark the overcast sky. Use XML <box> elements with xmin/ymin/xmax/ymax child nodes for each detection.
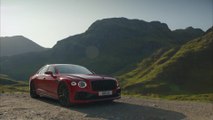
<box><xmin>1</xmin><ymin>0</ymin><xmax>213</xmax><ymax>48</ymax></box>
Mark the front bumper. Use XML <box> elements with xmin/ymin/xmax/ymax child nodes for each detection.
<box><xmin>72</xmin><ymin>88</ymin><xmax>121</xmax><ymax>103</ymax></box>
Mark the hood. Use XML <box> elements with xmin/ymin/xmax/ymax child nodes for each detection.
<box><xmin>67</xmin><ymin>74</ymin><xmax>115</xmax><ymax>81</ymax></box>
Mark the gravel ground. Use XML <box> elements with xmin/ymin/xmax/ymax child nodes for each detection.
<box><xmin>0</xmin><ymin>94</ymin><xmax>212</xmax><ymax>120</ymax></box>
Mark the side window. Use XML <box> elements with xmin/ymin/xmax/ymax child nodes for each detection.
<box><xmin>38</xmin><ymin>65</ymin><xmax>48</xmax><ymax>74</ymax></box>
<box><xmin>47</xmin><ymin>66</ymin><xmax>56</xmax><ymax>74</ymax></box>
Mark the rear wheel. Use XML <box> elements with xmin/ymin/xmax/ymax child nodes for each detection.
<box><xmin>30</xmin><ymin>82</ymin><xmax>39</xmax><ymax>98</ymax></box>
<box><xmin>58</xmin><ymin>82</ymin><xmax>71</xmax><ymax>107</ymax></box>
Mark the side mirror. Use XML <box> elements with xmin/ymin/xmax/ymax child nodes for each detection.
<box><xmin>45</xmin><ymin>71</ymin><xmax>56</xmax><ymax>78</ymax></box>
<box><xmin>45</xmin><ymin>71</ymin><xmax>53</xmax><ymax>75</ymax></box>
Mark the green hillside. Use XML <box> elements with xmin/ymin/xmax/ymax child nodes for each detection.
<box><xmin>0</xmin><ymin>74</ymin><xmax>28</xmax><ymax>93</ymax></box>
<box><xmin>118</xmin><ymin>29</ymin><xmax>213</xmax><ymax>101</ymax></box>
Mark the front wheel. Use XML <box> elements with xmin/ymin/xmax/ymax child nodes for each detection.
<box><xmin>30</xmin><ymin>82</ymin><xmax>39</xmax><ymax>98</ymax></box>
<box><xmin>58</xmin><ymin>82</ymin><xmax>71</xmax><ymax>107</ymax></box>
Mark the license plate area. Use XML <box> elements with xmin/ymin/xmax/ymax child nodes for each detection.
<box><xmin>98</xmin><ymin>91</ymin><xmax>112</xmax><ymax>96</ymax></box>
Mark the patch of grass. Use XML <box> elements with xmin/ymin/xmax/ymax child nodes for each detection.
<box><xmin>162</xmin><ymin>93</ymin><xmax>213</xmax><ymax>102</ymax></box>
<box><xmin>0</xmin><ymin>74</ymin><xmax>29</xmax><ymax>93</ymax></box>
<box><xmin>0</xmin><ymin>85</ymin><xmax>29</xmax><ymax>93</ymax></box>
<box><xmin>122</xmin><ymin>92</ymin><xmax>213</xmax><ymax>102</ymax></box>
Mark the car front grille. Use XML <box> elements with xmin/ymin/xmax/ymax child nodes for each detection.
<box><xmin>91</xmin><ymin>80</ymin><xmax>117</xmax><ymax>91</ymax></box>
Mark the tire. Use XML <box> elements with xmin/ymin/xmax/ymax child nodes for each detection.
<box><xmin>30</xmin><ymin>82</ymin><xmax>39</xmax><ymax>98</ymax></box>
<box><xmin>58</xmin><ymin>82</ymin><xmax>71</xmax><ymax>107</ymax></box>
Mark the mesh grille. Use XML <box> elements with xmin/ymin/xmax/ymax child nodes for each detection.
<box><xmin>91</xmin><ymin>80</ymin><xmax>117</xmax><ymax>91</ymax></box>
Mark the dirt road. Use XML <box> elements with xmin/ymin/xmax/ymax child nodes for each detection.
<box><xmin>0</xmin><ymin>94</ymin><xmax>212</xmax><ymax>120</ymax></box>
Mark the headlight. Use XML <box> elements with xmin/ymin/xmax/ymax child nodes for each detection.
<box><xmin>71</xmin><ymin>81</ymin><xmax>77</xmax><ymax>86</ymax></box>
<box><xmin>78</xmin><ymin>81</ymin><xmax>87</xmax><ymax>88</ymax></box>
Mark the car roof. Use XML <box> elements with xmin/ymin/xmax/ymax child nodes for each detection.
<box><xmin>47</xmin><ymin>64</ymin><xmax>81</xmax><ymax>67</ymax></box>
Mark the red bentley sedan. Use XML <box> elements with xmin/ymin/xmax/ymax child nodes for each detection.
<box><xmin>29</xmin><ymin>64</ymin><xmax>121</xmax><ymax>106</ymax></box>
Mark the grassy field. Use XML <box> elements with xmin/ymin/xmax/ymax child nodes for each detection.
<box><xmin>122</xmin><ymin>91</ymin><xmax>213</xmax><ymax>102</ymax></box>
<box><xmin>0</xmin><ymin>74</ymin><xmax>29</xmax><ymax>93</ymax></box>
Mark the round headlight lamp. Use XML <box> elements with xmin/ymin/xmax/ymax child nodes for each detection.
<box><xmin>71</xmin><ymin>81</ymin><xmax>77</xmax><ymax>86</ymax></box>
<box><xmin>78</xmin><ymin>81</ymin><xmax>87</xmax><ymax>88</ymax></box>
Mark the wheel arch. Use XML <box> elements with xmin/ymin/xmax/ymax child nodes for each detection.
<box><xmin>57</xmin><ymin>80</ymin><xmax>70</xmax><ymax>95</ymax></box>
<box><xmin>29</xmin><ymin>79</ymin><xmax>36</xmax><ymax>88</ymax></box>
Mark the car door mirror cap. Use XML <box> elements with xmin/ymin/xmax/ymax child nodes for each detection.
<box><xmin>45</xmin><ymin>71</ymin><xmax>56</xmax><ymax>78</ymax></box>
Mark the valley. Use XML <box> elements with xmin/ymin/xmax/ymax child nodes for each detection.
<box><xmin>0</xmin><ymin>18</ymin><xmax>212</xmax><ymax>101</ymax></box>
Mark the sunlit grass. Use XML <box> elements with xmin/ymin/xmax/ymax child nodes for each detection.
<box><xmin>118</xmin><ymin>31</ymin><xmax>213</xmax><ymax>102</ymax></box>
<box><xmin>122</xmin><ymin>92</ymin><xmax>213</xmax><ymax>102</ymax></box>
<box><xmin>0</xmin><ymin>74</ymin><xmax>29</xmax><ymax>93</ymax></box>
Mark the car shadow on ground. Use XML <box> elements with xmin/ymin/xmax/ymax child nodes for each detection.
<box><xmin>35</xmin><ymin>97</ymin><xmax>186</xmax><ymax>120</ymax></box>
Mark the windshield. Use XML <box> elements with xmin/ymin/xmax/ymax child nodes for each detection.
<box><xmin>55</xmin><ymin>64</ymin><xmax>93</xmax><ymax>74</ymax></box>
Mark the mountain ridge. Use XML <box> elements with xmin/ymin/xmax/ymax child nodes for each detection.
<box><xmin>0</xmin><ymin>18</ymin><xmax>206</xmax><ymax>81</ymax></box>
<box><xmin>0</xmin><ymin>35</ymin><xmax>47</xmax><ymax>57</ymax></box>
